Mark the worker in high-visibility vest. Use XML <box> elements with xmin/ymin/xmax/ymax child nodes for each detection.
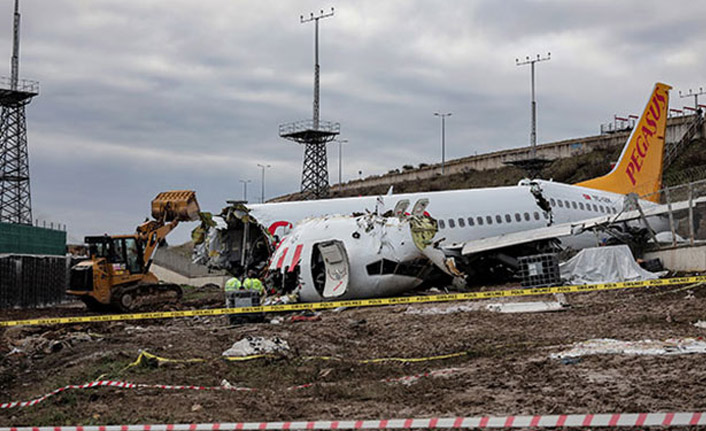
<box><xmin>242</xmin><ymin>269</ymin><xmax>265</xmax><ymax>296</ymax></box>
<box><xmin>224</xmin><ymin>275</ymin><xmax>242</xmax><ymax>308</ymax></box>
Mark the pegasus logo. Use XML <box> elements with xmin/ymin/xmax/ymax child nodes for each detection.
<box><xmin>625</xmin><ymin>88</ymin><xmax>668</xmax><ymax>186</ymax></box>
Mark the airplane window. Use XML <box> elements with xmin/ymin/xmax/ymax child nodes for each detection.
<box><xmin>593</xmin><ymin>204</ymin><xmax>599</xmax><ymax>212</ymax></box>
<box><xmin>366</xmin><ymin>260</ymin><xmax>382</xmax><ymax>276</ymax></box>
<box><xmin>468</xmin><ymin>217</ymin><xmax>475</xmax><ymax>226</ymax></box>
<box><xmin>579</xmin><ymin>202</ymin><xmax>585</xmax><ymax>210</ymax></box>
<box><xmin>586</xmin><ymin>203</ymin><xmax>592</xmax><ymax>211</ymax></box>
<box><xmin>558</xmin><ymin>200</ymin><xmax>564</xmax><ymax>208</ymax></box>
<box><xmin>505</xmin><ymin>214</ymin><xmax>512</xmax><ymax>223</ymax></box>
<box><xmin>495</xmin><ymin>215</ymin><xmax>502</xmax><ymax>224</ymax></box>
<box><xmin>486</xmin><ymin>216</ymin><xmax>493</xmax><ymax>225</ymax></box>
<box><xmin>550</xmin><ymin>198</ymin><xmax>556</xmax><ymax>207</ymax></box>
<box><xmin>572</xmin><ymin>201</ymin><xmax>578</xmax><ymax>209</ymax></box>
<box><xmin>565</xmin><ymin>200</ymin><xmax>570</xmax><ymax>208</ymax></box>
<box><xmin>366</xmin><ymin>259</ymin><xmax>399</xmax><ymax>276</ymax></box>
<box><xmin>612</xmin><ymin>207</ymin><xmax>618</xmax><ymax>214</ymax></box>
<box><xmin>543</xmin><ymin>212</ymin><xmax>549</xmax><ymax>219</ymax></box>
<box><xmin>438</xmin><ymin>219</ymin><xmax>446</xmax><ymax>229</ymax></box>
<box><xmin>534</xmin><ymin>212</ymin><xmax>540</xmax><ymax>220</ymax></box>
<box><xmin>458</xmin><ymin>218</ymin><xmax>465</xmax><ymax>227</ymax></box>
<box><xmin>382</xmin><ymin>259</ymin><xmax>398</xmax><ymax>274</ymax></box>
<box><xmin>515</xmin><ymin>213</ymin><xmax>522</xmax><ymax>222</ymax></box>
<box><xmin>477</xmin><ymin>216</ymin><xmax>484</xmax><ymax>225</ymax></box>
<box><xmin>396</xmin><ymin>259</ymin><xmax>429</xmax><ymax>278</ymax></box>
<box><xmin>448</xmin><ymin>219</ymin><xmax>456</xmax><ymax>228</ymax></box>
<box><xmin>523</xmin><ymin>212</ymin><xmax>530</xmax><ymax>221</ymax></box>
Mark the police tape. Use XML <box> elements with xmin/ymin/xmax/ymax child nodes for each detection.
<box><xmin>2</xmin><ymin>412</ymin><xmax>705</xmax><ymax>430</ymax></box>
<box><xmin>2</xmin><ymin>275</ymin><xmax>705</xmax><ymax>328</ymax></box>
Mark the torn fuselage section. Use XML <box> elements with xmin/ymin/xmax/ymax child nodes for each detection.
<box><xmin>191</xmin><ymin>203</ymin><xmax>273</xmax><ymax>276</ymax></box>
<box><xmin>267</xmin><ymin>214</ymin><xmax>445</xmax><ymax>302</ymax></box>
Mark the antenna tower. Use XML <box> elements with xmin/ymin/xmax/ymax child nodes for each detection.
<box><xmin>279</xmin><ymin>8</ymin><xmax>340</xmax><ymax>200</ymax></box>
<box><xmin>0</xmin><ymin>0</ymin><xmax>39</xmax><ymax>224</ymax></box>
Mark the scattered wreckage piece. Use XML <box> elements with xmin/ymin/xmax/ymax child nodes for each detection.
<box><xmin>485</xmin><ymin>300</ymin><xmax>568</xmax><ymax>314</ymax></box>
<box><xmin>550</xmin><ymin>337</ymin><xmax>706</xmax><ymax>359</ymax></box>
<box><xmin>221</xmin><ymin>336</ymin><xmax>289</xmax><ymax>357</ymax></box>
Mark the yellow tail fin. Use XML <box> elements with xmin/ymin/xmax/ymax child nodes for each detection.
<box><xmin>576</xmin><ymin>82</ymin><xmax>671</xmax><ymax>202</ymax></box>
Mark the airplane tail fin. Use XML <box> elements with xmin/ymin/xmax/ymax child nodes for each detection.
<box><xmin>575</xmin><ymin>83</ymin><xmax>672</xmax><ymax>202</ymax></box>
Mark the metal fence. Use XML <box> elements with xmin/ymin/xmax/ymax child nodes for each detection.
<box><xmin>0</xmin><ymin>222</ymin><xmax>66</xmax><ymax>255</ymax></box>
<box><xmin>640</xmin><ymin>179</ymin><xmax>706</xmax><ymax>248</ymax></box>
<box><xmin>0</xmin><ymin>254</ymin><xmax>69</xmax><ymax>309</ymax></box>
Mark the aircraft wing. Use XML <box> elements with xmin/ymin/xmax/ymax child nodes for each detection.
<box><xmin>447</xmin><ymin>195</ymin><xmax>706</xmax><ymax>256</ymax></box>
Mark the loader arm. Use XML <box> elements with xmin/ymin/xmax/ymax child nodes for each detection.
<box><xmin>136</xmin><ymin>190</ymin><xmax>201</xmax><ymax>269</ymax></box>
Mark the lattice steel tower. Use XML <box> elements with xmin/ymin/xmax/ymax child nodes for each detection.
<box><xmin>0</xmin><ymin>0</ymin><xmax>38</xmax><ymax>224</ymax></box>
<box><xmin>279</xmin><ymin>8</ymin><xmax>340</xmax><ymax>200</ymax></box>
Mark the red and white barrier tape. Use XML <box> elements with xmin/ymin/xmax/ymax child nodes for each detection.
<box><xmin>3</xmin><ymin>368</ymin><xmax>458</xmax><ymax>409</ymax></box>
<box><xmin>3</xmin><ymin>413</ymin><xmax>705</xmax><ymax>430</ymax></box>
<box><xmin>0</xmin><ymin>380</ymin><xmax>256</xmax><ymax>409</ymax></box>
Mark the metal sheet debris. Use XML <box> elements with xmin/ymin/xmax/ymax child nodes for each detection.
<box><xmin>405</xmin><ymin>304</ymin><xmax>484</xmax><ymax>315</ymax></box>
<box><xmin>550</xmin><ymin>338</ymin><xmax>706</xmax><ymax>359</ymax></box>
<box><xmin>221</xmin><ymin>336</ymin><xmax>289</xmax><ymax>357</ymax></box>
<box><xmin>485</xmin><ymin>301</ymin><xmax>568</xmax><ymax>313</ymax></box>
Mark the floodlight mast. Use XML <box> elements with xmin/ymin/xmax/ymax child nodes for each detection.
<box><xmin>679</xmin><ymin>87</ymin><xmax>706</xmax><ymax>112</ymax></box>
<box><xmin>10</xmin><ymin>0</ymin><xmax>19</xmax><ymax>90</ymax></box>
<box><xmin>300</xmin><ymin>8</ymin><xmax>334</xmax><ymax>130</ymax></box>
<box><xmin>516</xmin><ymin>53</ymin><xmax>551</xmax><ymax>158</ymax></box>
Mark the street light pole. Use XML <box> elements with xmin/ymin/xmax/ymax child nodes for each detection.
<box><xmin>516</xmin><ymin>53</ymin><xmax>551</xmax><ymax>158</ymax></box>
<box><xmin>434</xmin><ymin>112</ymin><xmax>452</xmax><ymax>174</ymax></box>
<box><xmin>239</xmin><ymin>179</ymin><xmax>252</xmax><ymax>202</ymax></box>
<box><xmin>257</xmin><ymin>163</ymin><xmax>271</xmax><ymax>203</ymax></box>
<box><xmin>335</xmin><ymin>139</ymin><xmax>348</xmax><ymax>184</ymax></box>
<box><xmin>300</xmin><ymin>8</ymin><xmax>334</xmax><ymax>130</ymax></box>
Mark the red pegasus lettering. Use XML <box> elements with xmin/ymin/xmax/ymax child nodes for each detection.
<box><xmin>636</xmin><ymin>135</ymin><xmax>648</xmax><ymax>158</ymax></box>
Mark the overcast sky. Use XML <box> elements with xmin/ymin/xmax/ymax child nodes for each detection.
<box><xmin>1</xmin><ymin>0</ymin><xmax>705</xmax><ymax>244</ymax></box>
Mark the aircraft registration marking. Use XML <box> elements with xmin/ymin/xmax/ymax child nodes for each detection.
<box><xmin>2</xmin><ymin>275</ymin><xmax>704</xmax><ymax>327</ymax></box>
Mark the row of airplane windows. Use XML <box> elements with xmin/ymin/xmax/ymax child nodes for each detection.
<box><xmin>549</xmin><ymin>197</ymin><xmax>617</xmax><ymax>214</ymax></box>
<box><xmin>438</xmin><ymin>198</ymin><xmax>617</xmax><ymax>230</ymax></box>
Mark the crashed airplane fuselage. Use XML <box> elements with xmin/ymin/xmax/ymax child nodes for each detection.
<box><xmin>268</xmin><ymin>214</ymin><xmax>440</xmax><ymax>302</ymax></box>
<box><xmin>193</xmin><ymin>83</ymin><xmax>672</xmax><ymax>301</ymax></box>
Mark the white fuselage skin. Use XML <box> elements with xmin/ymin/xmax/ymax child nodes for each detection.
<box><xmin>250</xmin><ymin>179</ymin><xmax>666</xmax><ymax>302</ymax></box>
<box><xmin>250</xmin><ymin>179</ymin><xmax>659</xmax><ymax>247</ymax></box>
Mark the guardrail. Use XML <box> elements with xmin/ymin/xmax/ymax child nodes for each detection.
<box><xmin>0</xmin><ymin>76</ymin><xmax>39</xmax><ymax>93</ymax></box>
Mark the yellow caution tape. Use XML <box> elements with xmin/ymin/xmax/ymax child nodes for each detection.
<box><xmin>222</xmin><ymin>354</ymin><xmax>277</xmax><ymax>362</ymax></box>
<box><xmin>358</xmin><ymin>351</ymin><xmax>469</xmax><ymax>363</ymax></box>
<box><xmin>122</xmin><ymin>351</ymin><xmax>207</xmax><ymax>371</ymax></box>
<box><xmin>2</xmin><ymin>275</ymin><xmax>704</xmax><ymax>328</ymax></box>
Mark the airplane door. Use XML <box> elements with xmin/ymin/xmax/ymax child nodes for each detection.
<box><xmin>393</xmin><ymin>199</ymin><xmax>410</xmax><ymax>216</ymax></box>
<box><xmin>315</xmin><ymin>240</ymin><xmax>349</xmax><ymax>298</ymax></box>
<box><xmin>411</xmin><ymin>198</ymin><xmax>429</xmax><ymax>215</ymax></box>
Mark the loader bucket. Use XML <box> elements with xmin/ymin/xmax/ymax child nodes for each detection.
<box><xmin>151</xmin><ymin>190</ymin><xmax>200</xmax><ymax>222</ymax></box>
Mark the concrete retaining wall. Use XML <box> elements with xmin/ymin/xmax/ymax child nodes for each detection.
<box><xmin>151</xmin><ymin>263</ymin><xmax>229</xmax><ymax>289</ymax></box>
<box><xmin>645</xmin><ymin>244</ymin><xmax>706</xmax><ymax>272</ymax></box>
<box><xmin>270</xmin><ymin>115</ymin><xmax>702</xmax><ymax>202</ymax></box>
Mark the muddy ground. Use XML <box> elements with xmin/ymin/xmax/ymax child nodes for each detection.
<box><xmin>2</xmin><ymin>282</ymin><xmax>706</xmax><ymax>426</ymax></box>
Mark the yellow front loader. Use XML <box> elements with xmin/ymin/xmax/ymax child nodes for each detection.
<box><xmin>67</xmin><ymin>190</ymin><xmax>200</xmax><ymax>312</ymax></box>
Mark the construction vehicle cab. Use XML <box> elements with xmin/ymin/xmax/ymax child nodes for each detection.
<box><xmin>68</xmin><ymin>190</ymin><xmax>200</xmax><ymax>312</ymax></box>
